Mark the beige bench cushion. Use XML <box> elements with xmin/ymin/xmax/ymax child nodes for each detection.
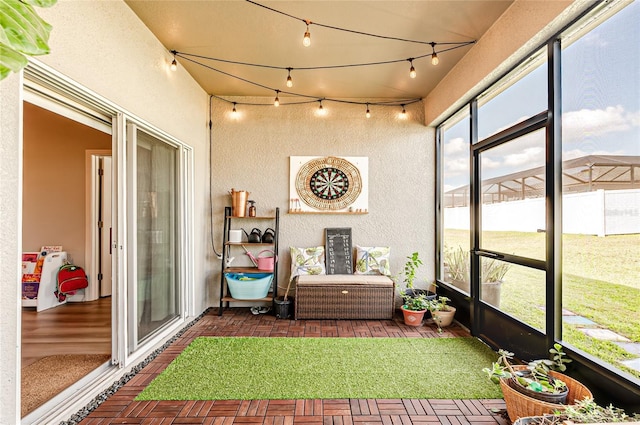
<box><xmin>295</xmin><ymin>274</ymin><xmax>393</xmax><ymax>287</ymax></box>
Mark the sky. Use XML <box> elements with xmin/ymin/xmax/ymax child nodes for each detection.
<box><xmin>443</xmin><ymin>1</ymin><xmax>640</xmax><ymax>191</ymax></box>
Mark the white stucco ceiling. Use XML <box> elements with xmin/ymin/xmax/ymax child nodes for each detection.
<box><xmin>125</xmin><ymin>0</ymin><xmax>514</xmax><ymax>100</ymax></box>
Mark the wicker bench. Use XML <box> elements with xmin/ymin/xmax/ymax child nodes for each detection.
<box><xmin>294</xmin><ymin>274</ymin><xmax>395</xmax><ymax>320</ymax></box>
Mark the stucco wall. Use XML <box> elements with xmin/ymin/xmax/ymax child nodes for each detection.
<box><xmin>36</xmin><ymin>0</ymin><xmax>211</xmax><ymax>314</ymax></box>
<box><xmin>210</xmin><ymin>98</ymin><xmax>436</xmax><ymax>296</ymax></box>
<box><xmin>0</xmin><ymin>72</ymin><xmax>23</xmax><ymax>425</ymax></box>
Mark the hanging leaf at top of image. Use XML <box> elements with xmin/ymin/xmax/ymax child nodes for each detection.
<box><xmin>0</xmin><ymin>0</ymin><xmax>57</xmax><ymax>81</ymax></box>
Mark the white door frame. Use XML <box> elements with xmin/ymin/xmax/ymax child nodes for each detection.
<box><xmin>84</xmin><ymin>150</ymin><xmax>112</xmax><ymax>301</ymax></box>
<box><xmin>20</xmin><ymin>61</ymin><xmax>195</xmax><ymax>424</ymax></box>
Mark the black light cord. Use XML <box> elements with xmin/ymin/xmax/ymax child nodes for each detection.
<box><xmin>245</xmin><ymin>0</ymin><xmax>476</xmax><ymax>48</ymax></box>
<box><xmin>211</xmin><ymin>94</ymin><xmax>422</xmax><ymax>108</ymax></box>
<box><xmin>208</xmin><ymin>95</ymin><xmax>222</xmax><ymax>259</ymax></box>
<box><xmin>172</xmin><ymin>40</ymin><xmax>475</xmax><ymax>72</ymax></box>
<box><xmin>179</xmin><ymin>53</ymin><xmax>422</xmax><ymax>108</ymax></box>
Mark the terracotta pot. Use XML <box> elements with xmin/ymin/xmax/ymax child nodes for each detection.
<box><xmin>401</xmin><ymin>306</ymin><xmax>426</xmax><ymax>326</ymax></box>
<box><xmin>431</xmin><ymin>306</ymin><xmax>456</xmax><ymax>327</ymax></box>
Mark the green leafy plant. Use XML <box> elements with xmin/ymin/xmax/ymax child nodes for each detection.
<box><xmin>518</xmin><ymin>397</ymin><xmax>640</xmax><ymax>424</ymax></box>
<box><xmin>397</xmin><ymin>251</ymin><xmax>422</xmax><ymax>289</ymax></box>
<box><xmin>444</xmin><ymin>246</ymin><xmax>511</xmax><ymax>283</ymax></box>
<box><xmin>483</xmin><ymin>344</ymin><xmax>571</xmax><ymax>394</ymax></box>
<box><xmin>444</xmin><ymin>246</ymin><xmax>467</xmax><ymax>281</ymax></box>
<box><xmin>428</xmin><ymin>296</ymin><xmax>453</xmax><ymax>312</ymax></box>
<box><xmin>0</xmin><ymin>0</ymin><xmax>57</xmax><ymax>81</ymax></box>
<box><xmin>559</xmin><ymin>397</ymin><xmax>640</xmax><ymax>423</ymax></box>
<box><xmin>528</xmin><ymin>343</ymin><xmax>573</xmax><ymax>374</ymax></box>
<box><xmin>400</xmin><ymin>291</ymin><xmax>429</xmax><ymax>311</ymax></box>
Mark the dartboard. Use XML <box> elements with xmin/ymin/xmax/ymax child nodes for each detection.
<box><xmin>295</xmin><ymin>157</ymin><xmax>362</xmax><ymax>210</ymax></box>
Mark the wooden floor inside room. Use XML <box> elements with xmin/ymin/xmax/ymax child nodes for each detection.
<box><xmin>78</xmin><ymin>308</ymin><xmax>508</xmax><ymax>425</ymax></box>
<box><xmin>22</xmin><ymin>296</ymin><xmax>112</xmax><ymax>367</ymax></box>
<box><xmin>21</xmin><ymin>297</ymin><xmax>112</xmax><ymax>417</ymax></box>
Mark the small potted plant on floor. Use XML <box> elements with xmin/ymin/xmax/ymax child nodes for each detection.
<box><xmin>513</xmin><ymin>397</ymin><xmax>640</xmax><ymax>425</ymax></box>
<box><xmin>483</xmin><ymin>344</ymin><xmax>593</xmax><ymax>422</ymax></box>
<box><xmin>400</xmin><ymin>291</ymin><xmax>429</xmax><ymax>326</ymax></box>
<box><xmin>428</xmin><ymin>296</ymin><xmax>456</xmax><ymax>332</ymax></box>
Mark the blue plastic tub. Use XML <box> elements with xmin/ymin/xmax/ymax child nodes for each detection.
<box><xmin>225</xmin><ymin>272</ymin><xmax>273</xmax><ymax>299</ymax></box>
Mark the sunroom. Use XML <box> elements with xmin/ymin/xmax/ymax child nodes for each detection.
<box><xmin>1</xmin><ymin>0</ymin><xmax>638</xmax><ymax>424</ymax></box>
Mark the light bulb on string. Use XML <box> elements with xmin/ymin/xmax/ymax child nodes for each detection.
<box><xmin>302</xmin><ymin>20</ymin><xmax>311</xmax><ymax>47</ymax></box>
<box><xmin>231</xmin><ymin>102</ymin><xmax>237</xmax><ymax>117</ymax></box>
<box><xmin>317</xmin><ymin>99</ymin><xmax>326</xmax><ymax>116</ymax></box>
<box><xmin>274</xmin><ymin>90</ymin><xmax>280</xmax><ymax>107</ymax></box>
<box><xmin>170</xmin><ymin>52</ymin><xmax>177</xmax><ymax>71</ymax></box>
<box><xmin>408</xmin><ymin>59</ymin><xmax>416</xmax><ymax>78</ymax></box>
<box><xmin>399</xmin><ymin>104</ymin><xmax>407</xmax><ymax>119</ymax></box>
<box><xmin>365</xmin><ymin>103</ymin><xmax>371</xmax><ymax>118</ymax></box>
<box><xmin>286</xmin><ymin>68</ymin><xmax>293</xmax><ymax>87</ymax></box>
<box><xmin>430</xmin><ymin>42</ymin><xmax>439</xmax><ymax>65</ymax></box>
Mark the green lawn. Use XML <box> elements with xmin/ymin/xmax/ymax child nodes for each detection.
<box><xmin>443</xmin><ymin>229</ymin><xmax>640</xmax><ymax>378</ymax></box>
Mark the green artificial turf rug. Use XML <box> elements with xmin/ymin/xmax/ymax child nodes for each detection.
<box><xmin>136</xmin><ymin>337</ymin><xmax>503</xmax><ymax>401</ymax></box>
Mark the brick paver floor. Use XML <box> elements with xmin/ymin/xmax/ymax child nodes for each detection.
<box><xmin>78</xmin><ymin>308</ymin><xmax>508</xmax><ymax>425</ymax></box>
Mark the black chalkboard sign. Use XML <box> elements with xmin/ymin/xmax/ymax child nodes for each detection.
<box><xmin>325</xmin><ymin>227</ymin><xmax>353</xmax><ymax>275</ymax></box>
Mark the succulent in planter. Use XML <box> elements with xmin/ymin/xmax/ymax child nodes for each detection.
<box><xmin>484</xmin><ymin>344</ymin><xmax>570</xmax><ymax>402</ymax></box>
<box><xmin>427</xmin><ymin>296</ymin><xmax>456</xmax><ymax>332</ymax></box>
<box><xmin>513</xmin><ymin>397</ymin><xmax>640</xmax><ymax>425</ymax></box>
<box><xmin>487</xmin><ymin>344</ymin><xmax>593</xmax><ymax>421</ymax></box>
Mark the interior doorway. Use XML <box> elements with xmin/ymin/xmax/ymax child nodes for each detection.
<box><xmin>85</xmin><ymin>151</ymin><xmax>113</xmax><ymax>300</ymax></box>
<box><xmin>21</xmin><ymin>101</ymin><xmax>113</xmax><ymax>418</ymax></box>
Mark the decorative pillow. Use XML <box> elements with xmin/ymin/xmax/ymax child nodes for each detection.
<box><xmin>290</xmin><ymin>246</ymin><xmax>326</xmax><ymax>280</ymax></box>
<box><xmin>354</xmin><ymin>246</ymin><xmax>391</xmax><ymax>276</ymax></box>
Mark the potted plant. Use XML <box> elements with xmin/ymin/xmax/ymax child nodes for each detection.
<box><xmin>512</xmin><ymin>397</ymin><xmax>640</xmax><ymax>425</ymax></box>
<box><xmin>395</xmin><ymin>252</ymin><xmax>436</xmax><ymax>301</ymax></box>
<box><xmin>428</xmin><ymin>296</ymin><xmax>456</xmax><ymax>332</ymax></box>
<box><xmin>274</xmin><ymin>277</ymin><xmax>294</xmax><ymax>319</ymax></box>
<box><xmin>444</xmin><ymin>246</ymin><xmax>511</xmax><ymax>307</ymax></box>
<box><xmin>484</xmin><ymin>344</ymin><xmax>593</xmax><ymax>422</ymax></box>
<box><xmin>399</xmin><ymin>291</ymin><xmax>429</xmax><ymax>326</ymax></box>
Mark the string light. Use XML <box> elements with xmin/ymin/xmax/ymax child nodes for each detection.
<box><xmin>303</xmin><ymin>20</ymin><xmax>311</xmax><ymax>47</ymax></box>
<box><xmin>430</xmin><ymin>42</ymin><xmax>439</xmax><ymax>65</ymax></box>
<box><xmin>408</xmin><ymin>59</ymin><xmax>416</xmax><ymax>79</ymax></box>
<box><xmin>247</xmin><ymin>1</ymin><xmax>475</xmax><ymax>49</ymax></box>
<box><xmin>286</xmin><ymin>68</ymin><xmax>293</xmax><ymax>87</ymax></box>
<box><xmin>172</xmin><ymin>39</ymin><xmax>474</xmax><ymax>78</ymax></box>
<box><xmin>274</xmin><ymin>90</ymin><xmax>280</xmax><ymax>107</ymax></box>
<box><xmin>170</xmin><ymin>51</ymin><xmax>177</xmax><ymax>71</ymax></box>
<box><xmin>212</xmin><ymin>95</ymin><xmax>423</xmax><ymax>121</ymax></box>
<box><xmin>176</xmin><ymin>51</ymin><xmax>423</xmax><ymax>109</ymax></box>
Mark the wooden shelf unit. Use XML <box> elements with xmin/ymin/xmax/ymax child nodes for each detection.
<box><xmin>218</xmin><ymin>207</ymin><xmax>279</xmax><ymax>315</ymax></box>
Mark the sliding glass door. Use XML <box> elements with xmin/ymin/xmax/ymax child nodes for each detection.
<box><xmin>128</xmin><ymin>125</ymin><xmax>181</xmax><ymax>351</ymax></box>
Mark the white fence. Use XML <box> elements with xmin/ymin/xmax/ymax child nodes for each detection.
<box><xmin>444</xmin><ymin>189</ymin><xmax>640</xmax><ymax>236</ymax></box>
